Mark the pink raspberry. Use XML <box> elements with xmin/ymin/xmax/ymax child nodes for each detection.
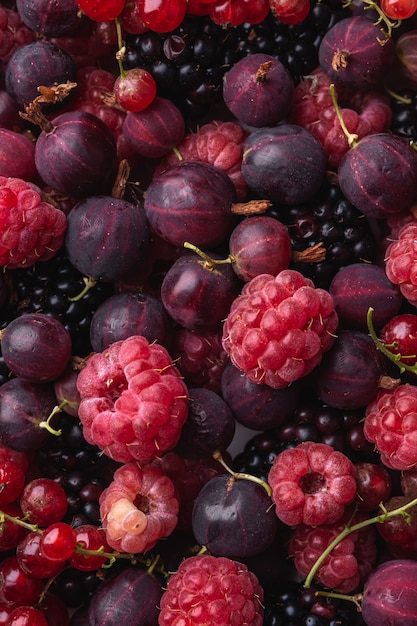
<box><xmin>268</xmin><ymin>442</ymin><xmax>357</xmax><ymax>527</ymax></box>
<box><xmin>76</xmin><ymin>335</ymin><xmax>189</xmax><ymax>463</ymax></box>
<box><xmin>222</xmin><ymin>269</ymin><xmax>338</xmax><ymax>389</ymax></box>
<box><xmin>0</xmin><ymin>177</ymin><xmax>67</xmax><ymax>268</ymax></box>
<box><xmin>99</xmin><ymin>460</ymin><xmax>178</xmax><ymax>554</ymax></box>
<box><xmin>155</xmin><ymin>120</ymin><xmax>249</xmax><ymax>200</ymax></box>
<box><xmin>0</xmin><ymin>7</ymin><xmax>33</xmax><ymax>63</ymax></box>
<box><xmin>289</xmin><ymin>508</ymin><xmax>377</xmax><ymax>593</ymax></box>
<box><xmin>385</xmin><ymin>221</ymin><xmax>417</xmax><ymax>306</ymax></box>
<box><xmin>158</xmin><ymin>554</ymin><xmax>264</xmax><ymax>626</ymax></box>
<box><xmin>364</xmin><ymin>384</ymin><xmax>417</xmax><ymax>471</ymax></box>
<box><xmin>291</xmin><ymin>67</ymin><xmax>392</xmax><ymax>170</ymax></box>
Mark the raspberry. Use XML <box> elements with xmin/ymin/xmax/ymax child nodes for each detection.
<box><xmin>268</xmin><ymin>442</ymin><xmax>357</xmax><ymax>527</ymax></box>
<box><xmin>221</xmin><ymin>269</ymin><xmax>338</xmax><ymax>389</ymax></box>
<box><xmin>155</xmin><ymin>120</ymin><xmax>249</xmax><ymax>200</ymax></box>
<box><xmin>0</xmin><ymin>7</ymin><xmax>33</xmax><ymax>63</ymax></box>
<box><xmin>363</xmin><ymin>384</ymin><xmax>417</xmax><ymax>471</ymax></box>
<box><xmin>158</xmin><ymin>554</ymin><xmax>264</xmax><ymax>626</ymax></box>
<box><xmin>170</xmin><ymin>326</ymin><xmax>230</xmax><ymax>394</ymax></box>
<box><xmin>289</xmin><ymin>508</ymin><xmax>377</xmax><ymax>593</ymax></box>
<box><xmin>99</xmin><ymin>461</ymin><xmax>178</xmax><ymax>554</ymax></box>
<box><xmin>0</xmin><ymin>177</ymin><xmax>67</xmax><ymax>269</ymax></box>
<box><xmin>76</xmin><ymin>335</ymin><xmax>189</xmax><ymax>464</ymax></box>
<box><xmin>385</xmin><ymin>221</ymin><xmax>417</xmax><ymax>307</ymax></box>
<box><xmin>291</xmin><ymin>67</ymin><xmax>392</xmax><ymax>169</ymax></box>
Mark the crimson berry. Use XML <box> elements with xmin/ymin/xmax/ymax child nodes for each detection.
<box><xmin>0</xmin><ymin>460</ymin><xmax>25</xmax><ymax>505</ymax></box>
<box><xmin>75</xmin><ymin>0</ymin><xmax>125</xmax><ymax>21</ymax></box>
<box><xmin>16</xmin><ymin>532</ymin><xmax>66</xmax><ymax>579</ymax></box>
<box><xmin>136</xmin><ymin>0</ymin><xmax>187</xmax><ymax>32</ymax></box>
<box><xmin>380</xmin><ymin>313</ymin><xmax>417</xmax><ymax>368</ymax></box>
<box><xmin>269</xmin><ymin>0</ymin><xmax>310</xmax><ymax>24</ymax></box>
<box><xmin>20</xmin><ymin>478</ymin><xmax>69</xmax><ymax>527</ymax></box>
<box><xmin>39</xmin><ymin>522</ymin><xmax>77</xmax><ymax>562</ymax></box>
<box><xmin>380</xmin><ymin>0</ymin><xmax>417</xmax><ymax>19</ymax></box>
<box><xmin>113</xmin><ymin>68</ymin><xmax>157</xmax><ymax>113</ymax></box>
<box><xmin>6</xmin><ymin>606</ymin><xmax>48</xmax><ymax>626</ymax></box>
<box><xmin>0</xmin><ymin>556</ymin><xmax>43</xmax><ymax>606</ymax></box>
<box><xmin>68</xmin><ymin>525</ymin><xmax>109</xmax><ymax>572</ymax></box>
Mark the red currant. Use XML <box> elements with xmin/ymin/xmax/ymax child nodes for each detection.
<box><xmin>380</xmin><ymin>0</ymin><xmax>417</xmax><ymax>19</ymax></box>
<box><xmin>113</xmin><ymin>68</ymin><xmax>157</xmax><ymax>113</ymax></box>
<box><xmin>68</xmin><ymin>525</ymin><xmax>110</xmax><ymax>571</ymax></box>
<box><xmin>380</xmin><ymin>313</ymin><xmax>417</xmax><ymax>368</ymax></box>
<box><xmin>136</xmin><ymin>0</ymin><xmax>187</xmax><ymax>33</ymax></box>
<box><xmin>76</xmin><ymin>0</ymin><xmax>126</xmax><ymax>21</ymax></box>
<box><xmin>19</xmin><ymin>478</ymin><xmax>68</xmax><ymax>527</ymax></box>
<box><xmin>269</xmin><ymin>0</ymin><xmax>310</xmax><ymax>24</ymax></box>
<box><xmin>6</xmin><ymin>605</ymin><xmax>48</xmax><ymax>626</ymax></box>
<box><xmin>16</xmin><ymin>532</ymin><xmax>66</xmax><ymax>579</ymax></box>
<box><xmin>39</xmin><ymin>523</ymin><xmax>77</xmax><ymax>563</ymax></box>
<box><xmin>0</xmin><ymin>460</ymin><xmax>25</xmax><ymax>505</ymax></box>
<box><xmin>208</xmin><ymin>0</ymin><xmax>248</xmax><ymax>25</ymax></box>
<box><xmin>0</xmin><ymin>556</ymin><xmax>43</xmax><ymax>606</ymax></box>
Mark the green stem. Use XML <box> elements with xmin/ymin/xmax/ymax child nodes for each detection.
<box><xmin>212</xmin><ymin>450</ymin><xmax>272</xmax><ymax>497</ymax></box>
<box><xmin>360</xmin><ymin>0</ymin><xmax>402</xmax><ymax>43</ymax></box>
<box><xmin>39</xmin><ymin>400</ymin><xmax>69</xmax><ymax>436</ymax></box>
<box><xmin>115</xmin><ymin>17</ymin><xmax>127</xmax><ymax>79</ymax></box>
<box><xmin>367</xmin><ymin>307</ymin><xmax>417</xmax><ymax>376</ymax></box>
<box><xmin>304</xmin><ymin>495</ymin><xmax>417</xmax><ymax>588</ymax></box>
<box><xmin>0</xmin><ymin>510</ymin><xmax>40</xmax><ymax>533</ymax></box>
<box><xmin>183</xmin><ymin>242</ymin><xmax>233</xmax><ymax>269</ymax></box>
<box><xmin>68</xmin><ymin>276</ymin><xmax>97</xmax><ymax>302</ymax></box>
<box><xmin>329</xmin><ymin>84</ymin><xmax>358</xmax><ymax>148</ymax></box>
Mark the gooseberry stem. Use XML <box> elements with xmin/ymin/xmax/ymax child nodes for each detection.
<box><xmin>212</xmin><ymin>450</ymin><xmax>272</xmax><ymax>497</ymax></box>
<box><xmin>329</xmin><ymin>83</ymin><xmax>358</xmax><ymax>148</ymax></box>
<box><xmin>304</xmin><ymin>495</ymin><xmax>417</xmax><ymax>588</ymax></box>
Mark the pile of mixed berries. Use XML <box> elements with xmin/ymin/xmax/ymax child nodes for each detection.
<box><xmin>1</xmin><ymin>0</ymin><xmax>417</xmax><ymax>624</ymax></box>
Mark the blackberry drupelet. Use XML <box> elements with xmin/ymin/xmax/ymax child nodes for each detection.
<box><xmin>389</xmin><ymin>89</ymin><xmax>417</xmax><ymax>142</ymax></box>
<box><xmin>266</xmin><ymin>181</ymin><xmax>377</xmax><ymax>290</ymax></box>
<box><xmin>233</xmin><ymin>389</ymin><xmax>377</xmax><ymax>481</ymax></box>
<box><xmin>263</xmin><ymin>580</ymin><xmax>365</xmax><ymax>626</ymax></box>
<box><xmin>5</xmin><ymin>251</ymin><xmax>114</xmax><ymax>356</ymax></box>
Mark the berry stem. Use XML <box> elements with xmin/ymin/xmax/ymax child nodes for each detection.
<box><xmin>183</xmin><ymin>242</ymin><xmax>233</xmax><ymax>269</ymax></box>
<box><xmin>367</xmin><ymin>306</ymin><xmax>417</xmax><ymax>375</ymax></box>
<box><xmin>329</xmin><ymin>84</ymin><xmax>358</xmax><ymax>148</ymax></box>
<box><xmin>304</xmin><ymin>494</ymin><xmax>417</xmax><ymax>588</ymax></box>
<box><xmin>359</xmin><ymin>0</ymin><xmax>401</xmax><ymax>43</ymax></box>
<box><xmin>39</xmin><ymin>401</ymin><xmax>68</xmax><ymax>436</ymax></box>
<box><xmin>68</xmin><ymin>276</ymin><xmax>97</xmax><ymax>302</ymax></box>
<box><xmin>115</xmin><ymin>17</ymin><xmax>127</xmax><ymax>79</ymax></box>
<box><xmin>212</xmin><ymin>450</ymin><xmax>272</xmax><ymax>497</ymax></box>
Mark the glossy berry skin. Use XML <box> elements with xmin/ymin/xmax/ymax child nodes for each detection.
<box><xmin>223</xmin><ymin>53</ymin><xmax>294</xmax><ymax>127</ymax></box>
<box><xmin>242</xmin><ymin>125</ymin><xmax>326</xmax><ymax>205</ymax></box>
<box><xmin>269</xmin><ymin>0</ymin><xmax>310</xmax><ymax>24</ymax></box>
<box><xmin>16</xmin><ymin>532</ymin><xmax>66</xmax><ymax>579</ymax></box>
<box><xmin>192</xmin><ymin>474</ymin><xmax>278</xmax><ymax>558</ymax></box>
<box><xmin>113</xmin><ymin>68</ymin><xmax>157</xmax><ymax>113</ymax></box>
<box><xmin>0</xmin><ymin>556</ymin><xmax>43</xmax><ymax>606</ymax></box>
<box><xmin>144</xmin><ymin>161</ymin><xmax>237</xmax><ymax>249</ymax></box>
<box><xmin>354</xmin><ymin>462</ymin><xmax>392</xmax><ymax>511</ymax></box>
<box><xmin>1</xmin><ymin>313</ymin><xmax>72</xmax><ymax>383</ymax></box>
<box><xmin>0</xmin><ymin>459</ymin><xmax>25</xmax><ymax>505</ymax></box>
<box><xmin>16</xmin><ymin>0</ymin><xmax>80</xmax><ymax>37</ymax></box>
<box><xmin>87</xmin><ymin>565</ymin><xmax>162</xmax><ymax>626</ymax></box>
<box><xmin>5</xmin><ymin>40</ymin><xmax>76</xmax><ymax>110</ymax></box>
<box><xmin>75</xmin><ymin>0</ymin><xmax>125</xmax><ymax>21</ymax></box>
<box><xmin>35</xmin><ymin>111</ymin><xmax>117</xmax><ymax>198</ymax></box>
<box><xmin>136</xmin><ymin>0</ymin><xmax>187</xmax><ymax>32</ymax></box>
<box><xmin>20</xmin><ymin>478</ymin><xmax>68</xmax><ymax>526</ymax></box>
<box><xmin>65</xmin><ymin>195</ymin><xmax>150</xmax><ymax>283</ymax></box>
<box><xmin>329</xmin><ymin>263</ymin><xmax>403</xmax><ymax>332</ymax></box>
<box><xmin>268</xmin><ymin>441</ymin><xmax>357</xmax><ymax>527</ymax></box>
<box><xmin>361</xmin><ymin>560</ymin><xmax>417</xmax><ymax>626</ymax></box>
<box><xmin>39</xmin><ymin>522</ymin><xmax>77</xmax><ymax>562</ymax></box>
<box><xmin>338</xmin><ymin>133</ymin><xmax>417</xmax><ymax>219</ymax></box>
<box><xmin>68</xmin><ymin>525</ymin><xmax>109</xmax><ymax>572</ymax></box>
<box><xmin>318</xmin><ymin>16</ymin><xmax>395</xmax><ymax>89</ymax></box>
<box><xmin>160</xmin><ymin>252</ymin><xmax>239</xmax><ymax>330</ymax></box>
<box><xmin>6</xmin><ymin>606</ymin><xmax>48</xmax><ymax>626</ymax></box>
<box><xmin>380</xmin><ymin>0</ymin><xmax>417</xmax><ymax>19</ymax></box>
<box><xmin>380</xmin><ymin>313</ymin><xmax>417</xmax><ymax>367</ymax></box>
<box><xmin>229</xmin><ymin>216</ymin><xmax>292</xmax><ymax>282</ymax></box>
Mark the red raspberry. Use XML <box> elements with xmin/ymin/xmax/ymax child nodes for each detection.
<box><xmin>364</xmin><ymin>384</ymin><xmax>417</xmax><ymax>471</ymax></box>
<box><xmin>99</xmin><ymin>460</ymin><xmax>178</xmax><ymax>554</ymax></box>
<box><xmin>170</xmin><ymin>326</ymin><xmax>230</xmax><ymax>394</ymax></box>
<box><xmin>155</xmin><ymin>120</ymin><xmax>249</xmax><ymax>200</ymax></box>
<box><xmin>158</xmin><ymin>554</ymin><xmax>264</xmax><ymax>626</ymax></box>
<box><xmin>289</xmin><ymin>508</ymin><xmax>377</xmax><ymax>593</ymax></box>
<box><xmin>76</xmin><ymin>335</ymin><xmax>189</xmax><ymax>463</ymax></box>
<box><xmin>222</xmin><ymin>269</ymin><xmax>338</xmax><ymax>389</ymax></box>
<box><xmin>0</xmin><ymin>177</ymin><xmax>67</xmax><ymax>269</ymax></box>
<box><xmin>268</xmin><ymin>442</ymin><xmax>357</xmax><ymax>527</ymax></box>
<box><xmin>0</xmin><ymin>7</ymin><xmax>33</xmax><ymax>63</ymax></box>
<box><xmin>385</xmin><ymin>221</ymin><xmax>417</xmax><ymax>307</ymax></box>
<box><xmin>290</xmin><ymin>67</ymin><xmax>392</xmax><ymax>170</ymax></box>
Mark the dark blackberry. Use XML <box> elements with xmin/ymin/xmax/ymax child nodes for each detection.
<box><xmin>34</xmin><ymin>411</ymin><xmax>118</xmax><ymax>527</ymax></box>
<box><xmin>225</xmin><ymin>0</ymin><xmax>351</xmax><ymax>83</ymax></box>
<box><xmin>266</xmin><ymin>180</ymin><xmax>377</xmax><ymax>290</ymax></box>
<box><xmin>389</xmin><ymin>89</ymin><xmax>417</xmax><ymax>142</ymax></box>
<box><xmin>263</xmin><ymin>580</ymin><xmax>365</xmax><ymax>626</ymax></box>
<box><xmin>124</xmin><ymin>14</ymin><xmax>230</xmax><ymax>119</ymax></box>
<box><xmin>5</xmin><ymin>251</ymin><xmax>114</xmax><ymax>356</ymax></box>
<box><xmin>233</xmin><ymin>391</ymin><xmax>377</xmax><ymax>480</ymax></box>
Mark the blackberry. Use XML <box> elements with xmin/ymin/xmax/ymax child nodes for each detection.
<box><xmin>389</xmin><ymin>89</ymin><xmax>417</xmax><ymax>142</ymax></box>
<box><xmin>263</xmin><ymin>580</ymin><xmax>365</xmax><ymax>626</ymax></box>
<box><xmin>266</xmin><ymin>180</ymin><xmax>377</xmax><ymax>290</ymax></box>
<box><xmin>34</xmin><ymin>411</ymin><xmax>118</xmax><ymax>527</ymax></box>
<box><xmin>233</xmin><ymin>390</ymin><xmax>377</xmax><ymax>481</ymax></box>
<box><xmin>5</xmin><ymin>251</ymin><xmax>114</xmax><ymax>356</ymax></box>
